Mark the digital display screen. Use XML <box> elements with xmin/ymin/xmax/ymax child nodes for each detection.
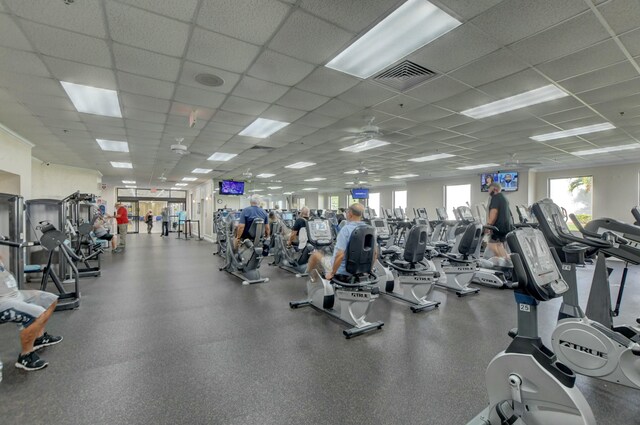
<box><xmin>219</xmin><ymin>180</ymin><xmax>245</xmax><ymax>195</ymax></box>
<box><xmin>373</xmin><ymin>220</ymin><xmax>385</xmax><ymax>228</ymax></box>
<box><xmin>233</xmin><ymin>212</ymin><xmax>241</xmax><ymax>219</ymax></box>
<box><xmin>282</xmin><ymin>212</ymin><xmax>293</xmax><ymax>220</ymax></box>
<box><xmin>351</xmin><ymin>188</ymin><xmax>369</xmax><ymax>199</ymax></box>
<box><xmin>481</xmin><ymin>171</ymin><xmax>518</xmax><ymax>192</ymax></box>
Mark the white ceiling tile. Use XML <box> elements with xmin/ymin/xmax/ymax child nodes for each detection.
<box><xmin>121</xmin><ymin>93</ymin><xmax>171</xmax><ymax>114</ymax></box>
<box><xmin>405</xmin><ymin>76</ymin><xmax>469</xmax><ymax>104</ymax></box>
<box><xmin>43</xmin><ymin>57</ymin><xmax>117</xmax><ymax>90</ymax></box>
<box><xmin>294</xmin><ymin>113</ymin><xmax>340</xmax><ymax>129</ymax></box>
<box><xmin>203</xmin><ymin>121</ymin><xmax>244</xmax><ymax>136</ymax></box>
<box><xmin>0</xmin><ymin>47</ymin><xmax>50</xmax><ymax>77</ymax></box>
<box><xmin>0</xmin><ymin>13</ymin><xmax>33</xmax><ymax>51</ymax></box>
<box><xmin>476</xmin><ymin>69</ymin><xmax>550</xmax><ymax>99</ymax></box>
<box><xmin>38</xmin><ymin>118</ymin><xmax>86</xmax><ymax>131</ymax></box>
<box><xmin>619</xmin><ymin>28</ymin><xmax>640</xmax><ymax>56</ymax></box>
<box><xmin>174</xmin><ymin>85</ymin><xmax>226</xmax><ymax>110</ymax></box>
<box><xmin>337</xmin><ymin>82</ymin><xmax>396</xmax><ymax>107</ymax></box>
<box><xmin>296</xmin><ymin>67</ymin><xmax>360</xmax><ymax>97</ymax></box>
<box><xmin>431</xmin><ymin>0</ymin><xmax>503</xmax><ymax>20</ymax></box>
<box><xmin>510</xmin><ymin>13</ymin><xmax>611</xmax><ymax>66</ymax></box>
<box><xmin>5</xmin><ymin>0</ymin><xmax>106</xmax><ymax>38</ymax></box>
<box><xmin>232</xmin><ymin>76</ymin><xmax>290</xmax><ymax>103</ymax></box>
<box><xmin>260</xmin><ymin>105</ymin><xmax>308</xmax><ymax>122</ymax></box>
<box><xmin>117</xmin><ymin>72</ymin><xmax>175</xmax><ymax>99</ymax></box>
<box><xmin>29</xmin><ymin>107</ymin><xmax>81</xmax><ymax>122</ymax></box>
<box><xmin>247</xmin><ymin>50</ymin><xmax>315</xmax><ymax>86</ymax></box>
<box><xmin>471</xmin><ymin>0</ymin><xmax>590</xmax><ymax>46</ymax></box>
<box><xmin>211</xmin><ymin>110</ymin><xmax>255</xmax><ymax>126</ymax></box>
<box><xmin>0</xmin><ymin>71</ymin><xmax>66</xmax><ymax>97</ymax></box>
<box><xmin>276</xmin><ymin>89</ymin><xmax>330</xmax><ymax>111</ymax></box>
<box><xmin>577</xmin><ymin>77</ymin><xmax>640</xmax><ymax>105</ymax></box>
<box><xmin>540</xmin><ymin>107</ymin><xmax>598</xmax><ymax>124</ymax></box>
<box><xmin>125</xmin><ymin>119</ymin><xmax>165</xmax><ymax>132</ymax></box>
<box><xmin>105</xmin><ymin>1</ymin><xmax>190</xmax><ymax>57</ymax></box>
<box><xmin>116</xmin><ymin>0</ymin><xmax>198</xmax><ymax>21</ymax></box>
<box><xmin>448</xmin><ymin>49</ymin><xmax>528</xmax><ymax>87</ymax></box>
<box><xmin>179</xmin><ymin>61</ymin><xmax>240</xmax><ymax>94</ymax></box>
<box><xmin>409</xmin><ymin>23</ymin><xmax>499</xmax><ymax>73</ymax></box>
<box><xmin>434</xmin><ymin>89</ymin><xmax>494</xmax><ymax>112</ymax></box>
<box><xmin>20</xmin><ymin>21</ymin><xmax>111</xmax><ymax>67</ymax></box>
<box><xmin>314</xmin><ymin>99</ymin><xmax>363</xmax><ymax>118</ymax></box>
<box><xmin>122</xmin><ymin>107</ymin><xmax>167</xmax><ymax>124</ymax></box>
<box><xmin>373</xmin><ymin>95</ymin><xmax>426</xmax><ymax>116</ymax></box>
<box><xmin>298</xmin><ymin>0</ymin><xmax>400</xmax><ymax>34</ymax></box>
<box><xmin>598</xmin><ymin>0</ymin><xmax>640</xmax><ymax>35</ymax></box>
<box><xmin>187</xmin><ymin>28</ymin><xmax>261</xmax><ymax>74</ymax></box>
<box><xmin>113</xmin><ymin>43</ymin><xmax>181</xmax><ymax>82</ymax></box>
<box><xmin>400</xmin><ymin>105</ymin><xmax>452</xmax><ymax>122</ymax></box>
<box><xmin>221</xmin><ymin>96</ymin><xmax>270</xmax><ymax>116</ymax></box>
<box><xmin>269</xmin><ymin>10</ymin><xmax>353</xmax><ymax>65</ymax></box>
<box><xmin>198</xmin><ymin>0</ymin><xmax>290</xmax><ymax>45</ymax></box>
<box><xmin>535</xmin><ymin>40</ymin><xmax>626</xmax><ymax>81</ymax></box>
<box><xmin>559</xmin><ymin>61</ymin><xmax>638</xmax><ymax>94</ymax></box>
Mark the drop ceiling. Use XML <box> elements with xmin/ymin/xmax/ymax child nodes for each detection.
<box><xmin>0</xmin><ymin>0</ymin><xmax>640</xmax><ymax>193</ymax></box>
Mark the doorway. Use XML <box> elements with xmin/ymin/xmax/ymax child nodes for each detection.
<box><xmin>139</xmin><ymin>201</ymin><xmax>165</xmax><ymax>234</ymax></box>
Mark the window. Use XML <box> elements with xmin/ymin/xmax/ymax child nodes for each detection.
<box><xmin>368</xmin><ymin>192</ymin><xmax>381</xmax><ymax>217</ymax></box>
<box><xmin>393</xmin><ymin>190</ymin><xmax>407</xmax><ymax>210</ymax></box>
<box><xmin>549</xmin><ymin>176</ymin><xmax>593</xmax><ymax>230</ymax></box>
<box><xmin>330</xmin><ymin>196</ymin><xmax>340</xmax><ymax>210</ymax></box>
<box><xmin>298</xmin><ymin>197</ymin><xmax>306</xmax><ymax>209</ymax></box>
<box><xmin>347</xmin><ymin>194</ymin><xmax>355</xmax><ymax>206</ymax></box>
<box><xmin>445</xmin><ymin>184</ymin><xmax>471</xmax><ymax>217</ymax></box>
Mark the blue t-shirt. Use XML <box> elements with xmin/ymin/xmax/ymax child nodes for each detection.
<box><xmin>332</xmin><ymin>220</ymin><xmax>366</xmax><ymax>276</ymax></box>
<box><xmin>240</xmin><ymin>205</ymin><xmax>268</xmax><ymax>238</ymax></box>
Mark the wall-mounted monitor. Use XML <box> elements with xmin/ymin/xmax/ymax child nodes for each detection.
<box><xmin>351</xmin><ymin>188</ymin><xmax>369</xmax><ymax>199</ymax></box>
<box><xmin>219</xmin><ymin>180</ymin><xmax>245</xmax><ymax>195</ymax></box>
<box><xmin>481</xmin><ymin>171</ymin><xmax>518</xmax><ymax>192</ymax></box>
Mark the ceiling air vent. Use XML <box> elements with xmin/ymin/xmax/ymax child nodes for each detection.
<box><xmin>373</xmin><ymin>60</ymin><xmax>437</xmax><ymax>92</ymax></box>
<box><xmin>250</xmin><ymin>146</ymin><xmax>274</xmax><ymax>150</ymax></box>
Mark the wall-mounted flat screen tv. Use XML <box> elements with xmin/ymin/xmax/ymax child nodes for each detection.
<box><xmin>219</xmin><ymin>180</ymin><xmax>245</xmax><ymax>195</ymax></box>
<box><xmin>481</xmin><ymin>171</ymin><xmax>518</xmax><ymax>192</ymax></box>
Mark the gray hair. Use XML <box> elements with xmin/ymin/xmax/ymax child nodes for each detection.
<box><xmin>488</xmin><ymin>182</ymin><xmax>502</xmax><ymax>191</ymax></box>
<box><xmin>249</xmin><ymin>194</ymin><xmax>261</xmax><ymax>205</ymax></box>
<box><xmin>300</xmin><ymin>206</ymin><xmax>310</xmax><ymax>217</ymax></box>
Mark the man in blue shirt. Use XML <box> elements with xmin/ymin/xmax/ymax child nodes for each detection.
<box><xmin>307</xmin><ymin>203</ymin><xmax>366</xmax><ymax>281</ymax></box>
<box><xmin>235</xmin><ymin>195</ymin><xmax>270</xmax><ymax>246</ymax></box>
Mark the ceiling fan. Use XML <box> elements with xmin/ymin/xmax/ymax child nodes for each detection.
<box><xmin>501</xmin><ymin>153</ymin><xmax>541</xmax><ymax>169</ymax></box>
<box><xmin>169</xmin><ymin>137</ymin><xmax>209</xmax><ymax>158</ymax></box>
<box><xmin>347</xmin><ymin>162</ymin><xmax>379</xmax><ymax>176</ymax></box>
<box><xmin>340</xmin><ymin>116</ymin><xmax>384</xmax><ymax>143</ymax></box>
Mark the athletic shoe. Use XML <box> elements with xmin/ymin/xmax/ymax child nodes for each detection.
<box><xmin>15</xmin><ymin>352</ymin><xmax>48</xmax><ymax>371</ymax></box>
<box><xmin>34</xmin><ymin>332</ymin><xmax>63</xmax><ymax>350</ymax></box>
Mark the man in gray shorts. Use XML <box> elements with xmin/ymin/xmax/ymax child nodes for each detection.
<box><xmin>0</xmin><ymin>258</ymin><xmax>63</xmax><ymax>371</ymax></box>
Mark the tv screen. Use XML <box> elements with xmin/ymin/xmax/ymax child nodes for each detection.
<box><xmin>351</xmin><ymin>188</ymin><xmax>369</xmax><ymax>199</ymax></box>
<box><xmin>220</xmin><ymin>180</ymin><xmax>245</xmax><ymax>195</ymax></box>
<box><xmin>481</xmin><ymin>171</ymin><xmax>518</xmax><ymax>192</ymax></box>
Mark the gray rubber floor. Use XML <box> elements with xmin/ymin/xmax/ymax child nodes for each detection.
<box><xmin>1</xmin><ymin>234</ymin><xmax>638</xmax><ymax>424</ymax></box>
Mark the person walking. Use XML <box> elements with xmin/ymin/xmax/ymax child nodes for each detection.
<box><xmin>485</xmin><ymin>182</ymin><xmax>514</xmax><ymax>261</ymax></box>
<box><xmin>145</xmin><ymin>210</ymin><xmax>154</xmax><ymax>234</ymax></box>
<box><xmin>161</xmin><ymin>207</ymin><xmax>170</xmax><ymax>237</ymax></box>
<box><xmin>114</xmin><ymin>203</ymin><xmax>129</xmax><ymax>251</ymax></box>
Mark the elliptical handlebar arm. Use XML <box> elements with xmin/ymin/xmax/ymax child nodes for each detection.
<box><xmin>552</xmin><ymin>214</ymin><xmax>611</xmax><ymax>249</ymax></box>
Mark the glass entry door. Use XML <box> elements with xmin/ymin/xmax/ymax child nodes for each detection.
<box><xmin>119</xmin><ymin>201</ymin><xmax>139</xmax><ymax>234</ymax></box>
<box><xmin>168</xmin><ymin>202</ymin><xmax>185</xmax><ymax>232</ymax></box>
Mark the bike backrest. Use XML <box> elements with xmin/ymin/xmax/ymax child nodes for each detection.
<box><xmin>457</xmin><ymin>223</ymin><xmax>482</xmax><ymax>256</ymax></box>
<box><xmin>247</xmin><ymin>219</ymin><xmax>265</xmax><ymax>245</ymax></box>
<box><xmin>345</xmin><ymin>225</ymin><xmax>376</xmax><ymax>275</ymax></box>
<box><xmin>403</xmin><ymin>225</ymin><xmax>427</xmax><ymax>263</ymax></box>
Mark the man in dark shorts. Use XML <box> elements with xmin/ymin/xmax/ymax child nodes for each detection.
<box><xmin>486</xmin><ymin>182</ymin><xmax>513</xmax><ymax>260</ymax></box>
<box><xmin>0</xmin><ymin>258</ymin><xmax>63</xmax><ymax>371</ymax></box>
<box><xmin>288</xmin><ymin>207</ymin><xmax>310</xmax><ymax>250</ymax></box>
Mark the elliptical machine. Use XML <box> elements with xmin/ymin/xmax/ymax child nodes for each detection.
<box><xmin>371</xmin><ymin>218</ymin><xmax>440</xmax><ymax>313</ymax></box>
<box><xmin>467</xmin><ymin>227</ymin><xmax>596</xmax><ymax>425</ymax></box>
<box><xmin>290</xmin><ymin>223</ymin><xmax>384</xmax><ymax>338</ymax></box>
<box><xmin>270</xmin><ymin>218</ymin><xmax>314</xmax><ymax>277</ymax></box>
<box><xmin>219</xmin><ymin>216</ymin><xmax>269</xmax><ymax>285</ymax></box>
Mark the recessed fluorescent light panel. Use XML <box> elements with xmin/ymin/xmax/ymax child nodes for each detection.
<box><xmin>122</xmin><ymin>180</ymin><xmax>136</xmax><ymax>184</ymax></box>
<box><xmin>456</xmin><ymin>163</ymin><xmax>499</xmax><ymax>170</ymax></box>
<box><xmin>249</xmin><ymin>189</ymin><xmax>264</xmax><ymax>192</ymax></box>
<box><xmin>175</xmin><ymin>183</ymin><xmax>188</xmax><ymax>187</ymax></box>
<box><xmin>285</xmin><ymin>162</ymin><xmax>316</xmax><ymax>169</ymax></box>
<box><xmin>326</xmin><ymin>0</ymin><xmax>460</xmax><ymax>78</ymax></box>
<box><xmin>344</xmin><ymin>170</ymin><xmax>360</xmax><ymax>174</ymax></box>
<box><xmin>408</xmin><ymin>153</ymin><xmax>455</xmax><ymax>162</ymax></box>
<box><xmin>302</xmin><ymin>188</ymin><xmax>318</xmax><ymax>191</ymax></box>
<box><xmin>61</xmin><ymin>81</ymin><xmax>122</xmax><ymax>118</ymax></box>
<box><xmin>182</xmin><ymin>177</ymin><xmax>197</xmax><ymax>181</ymax></box>
<box><xmin>530</xmin><ymin>123</ymin><xmax>616</xmax><ymax>142</ymax></box>
<box><xmin>96</xmin><ymin>139</ymin><xmax>129</xmax><ymax>152</ymax></box>
<box><xmin>345</xmin><ymin>182</ymin><xmax>355</xmax><ymax>185</ymax></box>
<box><xmin>111</xmin><ymin>161</ymin><xmax>132</xmax><ymax>169</ymax></box>
<box><xmin>256</xmin><ymin>173</ymin><xmax>276</xmax><ymax>178</ymax></box>
<box><xmin>390</xmin><ymin>174</ymin><xmax>419</xmax><ymax>179</ymax></box>
<box><xmin>461</xmin><ymin>85</ymin><xmax>568</xmax><ymax>119</ymax></box>
<box><xmin>125</xmin><ymin>185</ymin><xmax>137</xmax><ymax>189</ymax></box>
<box><xmin>283</xmin><ymin>192</ymin><xmax>294</xmax><ymax>195</ymax></box>
<box><xmin>268</xmin><ymin>186</ymin><xmax>283</xmax><ymax>190</ymax></box>
<box><xmin>572</xmin><ymin>144</ymin><xmax>639</xmax><ymax>156</ymax></box>
<box><xmin>207</xmin><ymin>152</ymin><xmax>237</xmax><ymax>161</ymax></box>
<box><xmin>239</xmin><ymin>118</ymin><xmax>289</xmax><ymax>138</ymax></box>
<box><xmin>340</xmin><ymin>139</ymin><xmax>390</xmax><ymax>153</ymax></box>
<box><xmin>192</xmin><ymin>168</ymin><xmax>212</xmax><ymax>174</ymax></box>
<box><xmin>304</xmin><ymin>177</ymin><xmax>326</xmax><ymax>182</ymax></box>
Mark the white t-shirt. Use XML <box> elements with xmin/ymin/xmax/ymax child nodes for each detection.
<box><xmin>0</xmin><ymin>262</ymin><xmax>19</xmax><ymax>300</ymax></box>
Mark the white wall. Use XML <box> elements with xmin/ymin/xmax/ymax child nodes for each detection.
<box><xmin>535</xmin><ymin>163</ymin><xmax>640</xmax><ymax>222</ymax></box>
<box><xmin>31</xmin><ymin>158</ymin><xmax>102</xmax><ymax>199</ymax></box>
<box><xmin>0</xmin><ymin>124</ymin><xmax>33</xmax><ymax>197</ymax></box>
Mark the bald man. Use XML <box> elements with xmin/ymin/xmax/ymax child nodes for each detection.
<box><xmin>307</xmin><ymin>203</ymin><xmax>367</xmax><ymax>281</ymax></box>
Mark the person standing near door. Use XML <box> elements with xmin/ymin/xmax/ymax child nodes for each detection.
<box><xmin>161</xmin><ymin>207</ymin><xmax>170</xmax><ymax>237</ymax></box>
<box><xmin>145</xmin><ymin>210</ymin><xmax>154</xmax><ymax>234</ymax></box>
<box><xmin>114</xmin><ymin>203</ymin><xmax>129</xmax><ymax>250</ymax></box>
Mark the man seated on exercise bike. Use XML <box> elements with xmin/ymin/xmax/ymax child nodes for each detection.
<box><xmin>235</xmin><ymin>194</ymin><xmax>270</xmax><ymax>249</ymax></box>
<box><xmin>91</xmin><ymin>212</ymin><xmax>119</xmax><ymax>253</ymax></box>
<box><xmin>288</xmin><ymin>207</ymin><xmax>310</xmax><ymax>250</ymax></box>
<box><xmin>307</xmin><ymin>203</ymin><xmax>369</xmax><ymax>281</ymax></box>
<box><xmin>0</xmin><ymin>255</ymin><xmax>63</xmax><ymax>371</ymax></box>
